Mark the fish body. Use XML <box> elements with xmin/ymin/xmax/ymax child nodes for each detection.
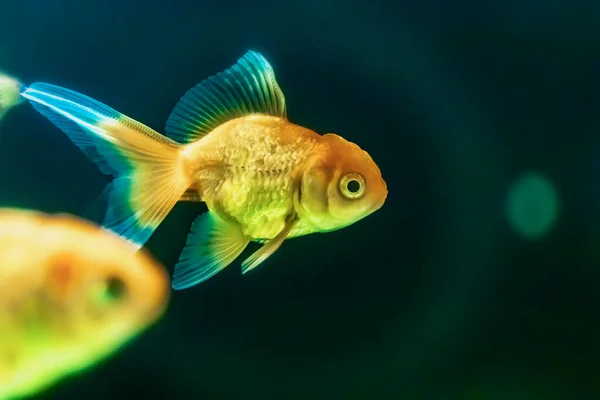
<box><xmin>0</xmin><ymin>208</ymin><xmax>169</xmax><ymax>400</ymax></box>
<box><xmin>182</xmin><ymin>115</ymin><xmax>321</xmax><ymax>240</ymax></box>
<box><xmin>0</xmin><ymin>73</ymin><xmax>24</xmax><ymax>124</ymax></box>
<box><xmin>22</xmin><ymin>50</ymin><xmax>388</xmax><ymax>290</ymax></box>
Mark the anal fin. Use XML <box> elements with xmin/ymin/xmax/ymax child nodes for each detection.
<box><xmin>172</xmin><ymin>212</ymin><xmax>249</xmax><ymax>290</ymax></box>
<box><xmin>241</xmin><ymin>215</ymin><xmax>297</xmax><ymax>274</ymax></box>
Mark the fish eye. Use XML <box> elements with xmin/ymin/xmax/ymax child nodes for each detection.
<box><xmin>91</xmin><ymin>275</ymin><xmax>128</xmax><ymax>307</ymax></box>
<box><xmin>339</xmin><ymin>173</ymin><xmax>366</xmax><ymax>199</ymax></box>
<box><xmin>105</xmin><ymin>276</ymin><xmax>127</xmax><ymax>301</ymax></box>
<box><xmin>347</xmin><ymin>180</ymin><xmax>361</xmax><ymax>193</ymax></box>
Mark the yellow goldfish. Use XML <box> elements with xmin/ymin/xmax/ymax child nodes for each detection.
<box><xmin>21</xmin><ymin>50</ymin><xmax>387</xmax><ymax>290</ymax></box>
<box><xmin>0</xmin><ymin>208</ymin><xmax>169</xmax><ymax>400</ymax></box>
<box><xmin>0</xmin><ymin>73</ymin><xmax>23</xmax><ymax>124</ymax></box>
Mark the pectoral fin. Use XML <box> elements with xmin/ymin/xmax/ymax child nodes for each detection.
<box><xmin>241</xmin><ymin>216</ymin><xmax>297</xmax><ymax>274</ymax></box>
<box><xmin>172</xmin><ymin>212</ymin><xmax>250</xmax><ymax>290</ymax></box>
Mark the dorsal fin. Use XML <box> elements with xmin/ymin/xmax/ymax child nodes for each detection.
<box><xmin>165</xmin><ymin>50</ymin><xmax>287</xmax><ymax>144</ymax></box>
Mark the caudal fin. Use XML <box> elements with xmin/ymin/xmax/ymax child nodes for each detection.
<box><xmin>22</xmin><ymin>83</ymin><xmax>190</xmax><ymax>248</ymax></box>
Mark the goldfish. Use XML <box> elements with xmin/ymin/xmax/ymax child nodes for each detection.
<box><xmin>0</xmin><ymin>73</ymin><xmax>23</xmax><ymax>124</ymax></box>
<box><xmin>0</xmin><ymin>208</ymin><xmax>169</xmax><ymax>400</ymax></box>
<box><xmin>20</xmin><ymin>50</ymin><xmax>388</xmax><ymax>290</ymax></box>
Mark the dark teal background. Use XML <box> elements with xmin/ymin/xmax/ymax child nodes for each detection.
<box><xmin>1</xmin><ymin>0</ymin><xmax>599</xmax><ymax>398</ymax></box>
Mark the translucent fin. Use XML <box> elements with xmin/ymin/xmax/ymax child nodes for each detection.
<box><xmin>172</xmin><ymin>212</ymin><xmax>250</xmax><ymax>290</ymax></box>
<box><xmin>22</xmin><ymin>83</ymin><xmax>190</xmax><ymax>248</ymax></box>
<box><xmin>81</xmin><ymin>186</ymin><xmax>110</xmax><ymax>224</ymax></box>
<box><xmin>241</xmin><ymin>216</ymin><xmax>296</xmax><ymax>274</ymax></box>
<box><xmin>164</xmin><ymin>50</ymin><xmax>287</xmax><ymax>144</ymax></box>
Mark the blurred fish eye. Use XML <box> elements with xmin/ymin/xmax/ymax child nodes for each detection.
<box><xmin>105</xmin><ymin>276</ymin><xmax>127</xmax><ymax>301</ymax></box>
<box><xmin>90</xmin><ymin>275</ymin><xmax>128</xmax><ymax>307</ymax></box>
<box><xmin>339</xmin><ymin>173</ymin><xmax>365</xmax><ymax>199</ymax></box>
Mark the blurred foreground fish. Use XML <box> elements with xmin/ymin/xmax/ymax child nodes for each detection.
<box><xmin>0</xmin><ymin>208</ymin><xmax>169</xmax><ymax>400</ymax></box>
<box><xmin>0</xmin><ymin>73</ymin><xmax>23</xmax><ymax>124</ymax></box>
<box><xmin>21</xmin><ymin>50</ymin><xmax>388</xmax><ymax>290</ymax></box>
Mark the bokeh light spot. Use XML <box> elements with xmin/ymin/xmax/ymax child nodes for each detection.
<box><xmin>506</xmin><ymin>171</ymin><xmax>560</xmax><ymax>240</ymax></box>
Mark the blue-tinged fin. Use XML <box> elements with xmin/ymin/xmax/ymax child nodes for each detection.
<box><xmin>22</xmin><ymin>83</ymin><xmax>190</xmax><ymax>248</ymax></box>
<box><xmin>172</xmin><ymin>212</ymin><xmax>250</xmax><ymax>290</ymax></box>
<box><xmin>165</xmin><ymin>50</ymin><xmax>287</xmax><ymax>144</ymax></box>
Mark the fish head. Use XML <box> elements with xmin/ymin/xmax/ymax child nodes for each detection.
<box><xmin>40</xmin><ymin>222</ymin><xmax>170</xmax><ymax>347</ymax></box>
<box><xmin>298</xmin><ymin>133</ymin><xmax>387</xmax><ymax>232</ymax></box>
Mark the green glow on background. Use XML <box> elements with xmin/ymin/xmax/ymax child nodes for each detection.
<box><xmin>506</xmin><ymin>171</ymin><xmax>560</xmax><ymax>240</ymax></box>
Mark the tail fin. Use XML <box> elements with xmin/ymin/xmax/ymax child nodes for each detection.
<box><xmin>21</xmin><ymin>83</ymin><xmax>190</xmax><ymax>248</ymax></box>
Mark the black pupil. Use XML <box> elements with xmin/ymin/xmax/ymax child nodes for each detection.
<box><xmin>105</xmin><ymin>276</ymin><xmax>127</xmax><ymax>301</ymax></box>
<box><xmin>347</xmin><ymin>179</ymin><xmax>361</xmax><ymax>193</ymax></box>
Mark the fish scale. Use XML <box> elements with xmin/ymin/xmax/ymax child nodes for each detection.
<box><xmin>185</xmin><ymin>115</ymin><xmax>319</xmax><ymax>240</ymax></box>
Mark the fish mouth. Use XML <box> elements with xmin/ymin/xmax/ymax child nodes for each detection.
<box><xmin>370</xmin><ymin>199</ymin><xmax>385</xmax><ymax>215</ymax></box>
<box><xmin>363</xmin><ymin>194</ymin><xmax>386</xmax><ymax>218</ymax></box>
<box><xmin>370</xmin><ymin>179</ymin><xmax>388</xmax><ymax>213</ymax></box>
